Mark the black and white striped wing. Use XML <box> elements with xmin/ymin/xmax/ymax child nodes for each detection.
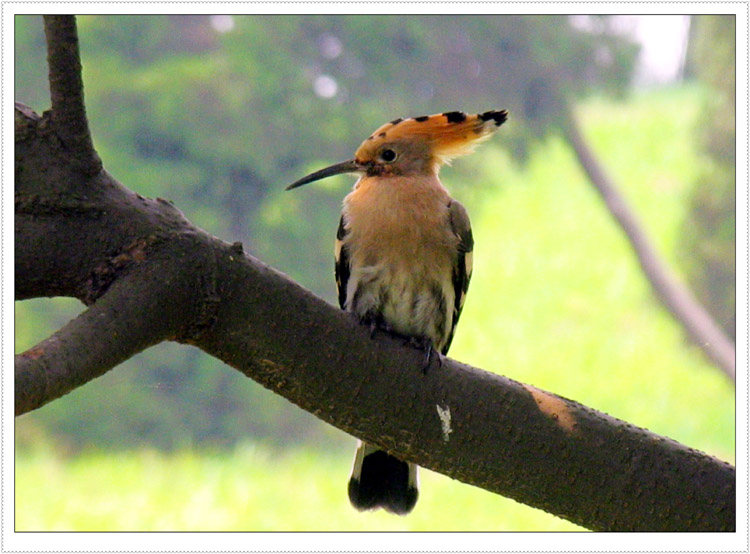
<box><xmin>442</xmin><ymin>200</ymin><xmax>474</xmax><ymax>355</ymax></box>
<box><xmin>334</xmin><ymin>214</ymin><xmax>351</xmax><ymax>310</ymax></box>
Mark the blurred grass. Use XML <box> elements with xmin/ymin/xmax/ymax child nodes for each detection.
<box><xmin>15</xmin><ymin>444</ymin><xmax>580</xmax><ymax>531</ymax></box>
<box><xmin>15</xmin><ymin>86</ymin><xmax>734</xmax><ymax>530</ymax></box>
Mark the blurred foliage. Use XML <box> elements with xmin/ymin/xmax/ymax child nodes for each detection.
<box><xmin>678</xmin><ymin>15</ymin><xmax>736</xmax><ymax>338</ymax></box>
<box><xmin>14</xmin><ymin>15</ymin><xmax>646</xmax><ymax>451</ymax></box>
<box><xmin>16</xmin><ymin>15</ymin><xmax>639</xmax><ymax>276</ymax></box>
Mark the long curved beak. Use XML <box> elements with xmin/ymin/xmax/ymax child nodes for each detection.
<box><xmin>285</xmin><ymin>159</ymin><xmax>361</xmax><ymax>191</ymax></box>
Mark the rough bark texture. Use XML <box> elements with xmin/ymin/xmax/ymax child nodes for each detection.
<box><xmin>14</xmin><ymin>16</ymin><xmax>736</xmax><ymax>532</ymax></box>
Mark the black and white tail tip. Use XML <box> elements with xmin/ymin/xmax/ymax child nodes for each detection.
<box><xmin>348</xmin><ymin>440</ymin><xmax>419</xmax><ymax>515</ymax></box>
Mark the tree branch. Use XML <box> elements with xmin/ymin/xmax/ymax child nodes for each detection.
<box><xmin>14</xmin><ymin>15</ymin><xmax>735</xmax><ymax>532</ymax></box>
<box><xmin>15</xmin><ymin>239</ymin><xmax>207</xmax><ymax>415</ymax></box>
<box><xmin>43</xmin><ymin>15</ymin><xmax>101</xmax><ymax>176</ymax></box>
<box><xmin>563</xmin><ymin>111</ymin><xmax>736</xmax><ymax>382</ymax></box>
<box><xmin>184</xmin><ymin>239</ymin><xmax>736</xmax><ymax>532</ymax></box>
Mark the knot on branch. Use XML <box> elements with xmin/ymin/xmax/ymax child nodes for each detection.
<box><xmin>86</xmin><ymin>233</ymin><xmax>169</xmax><ymax>305</ymax></box>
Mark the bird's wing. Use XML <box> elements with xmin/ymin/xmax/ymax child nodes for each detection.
<box><xmin>334</xmin><ymin>214</ymin><xmax>351</xmax><ymax>310</ymax></box>
<box><xmin>442</xmin><ymin>199</ymin><xmax>474</xmax><ymax>354</ymax></box>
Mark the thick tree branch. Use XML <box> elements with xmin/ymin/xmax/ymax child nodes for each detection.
<box><xmin>14</xmin><ymin>15</ymin><xmax>735</xmax><ymax>532</ymax></box>
<box><xmin>15</xmin><ymin>239</ymin><xmax>209</xmax><ymax>415</ymax></box>
<box><xmin>563</xmin><ymin>111</ymin><xmax>736</xmax><ymax>382</ymax></box>
<box><xmin>184</xmin><ymin>240</ymin><xmax>736</xmax><ymax>532</ymax></box>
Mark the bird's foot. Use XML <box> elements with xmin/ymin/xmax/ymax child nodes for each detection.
<box><xmin>358</xmin><ymin>314</ymin><xmax>441</xmax><ymax>374</ymax></box>
<box><xmin>406</xmin><ymin>336</ymin><xmax>441</xmax><ymax>374</ymax></box>
<box><xmin>359</xmin><ymin>312</ymin><xmax>395</xmax><ymax>339</ymax></box>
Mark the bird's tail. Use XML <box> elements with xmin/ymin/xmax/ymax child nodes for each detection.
<box><xmin>348</xmin><ymin>440</ymin><xmax>419</xmax><ymax>515</ymax></box>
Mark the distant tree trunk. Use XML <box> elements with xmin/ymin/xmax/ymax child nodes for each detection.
<box><xmin>678</xmin><ymin>15</ymin><xmax>736</xmax><ymax>340</ymax></box>
<box><xmin>562</xmin><ymin>108</ymin><xmax>736</xmax><ymax>382</ymax></box>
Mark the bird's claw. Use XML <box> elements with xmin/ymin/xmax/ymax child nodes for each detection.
<box><xmin>407</xmin><ymin>336</ymin><xmax>441</xmax><ymax>374</ymax></box>
<box><xmin>369</xmin><ymin>319</ymin><xmax>379</xmax><ymax>339</ymax></box>
<box><xmin>360</xmin><ymin>312</ymin><xmax>394</xmax><ymax>339</ymax></box>
<box><xmin>359</xmin><ymin>314</ymin><xmax>440</xmax><ymax>374</ymax></box>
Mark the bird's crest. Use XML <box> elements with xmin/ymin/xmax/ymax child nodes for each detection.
<box><xmin>356</xmin><ymin>110</ymin><xmax>507</xmax><ymax>166</ymax></box>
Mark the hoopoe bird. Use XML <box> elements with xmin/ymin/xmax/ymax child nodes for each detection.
<box><xmin>286</xmin><ymin>109</ymin><xmax>507</xmax><ymax>515</ymax></box>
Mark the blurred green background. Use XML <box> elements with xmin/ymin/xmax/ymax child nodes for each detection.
<box><xmin>14</xmin><ymin>14</ymin><xmax>735</xmax><ymax>531</ymax></box>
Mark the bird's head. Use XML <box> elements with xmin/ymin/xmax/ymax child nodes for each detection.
<box><xmin>285</xmin><ymin>110</ymin><xmax>507</xmax><ymax>190</ymax></box>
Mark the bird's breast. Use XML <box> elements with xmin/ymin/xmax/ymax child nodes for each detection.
<box><xmin>341</xmin><ymin>176</ymin><xmax>458</xmax><ymax>347</ymax></box>
<box><xmin>342</xmin><ymin>175</ymin><xmax>457</xmax><ymax>274</ymax></box>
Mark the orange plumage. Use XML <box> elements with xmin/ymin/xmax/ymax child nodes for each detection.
<box><xmin>355</xmin><ymin>110</ymin><xmax>507</xmax><ymax>167</ymax></box>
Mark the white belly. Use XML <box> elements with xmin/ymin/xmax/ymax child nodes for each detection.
<box><xmin>346</xmin><ymin>263</ymin><xmax>455</xmax><ymax>351</ymax></box>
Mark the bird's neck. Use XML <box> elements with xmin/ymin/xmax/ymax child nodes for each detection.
<box><xmin>346</xmin><ymin>175</ymin><xmax>450</xmax><ymax>230</ymax></box>
<box><xmin>342</xmin><ymin>174</ymin><xmax>456</xmax><ymax>268</ymax></box>
<box><xmin>350</xmin><ymin>173</ymin><xmax>449</xmax><ymax>204</ymax></box>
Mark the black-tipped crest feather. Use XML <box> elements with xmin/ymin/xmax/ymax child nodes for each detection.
<box><xmin>354</xmin><ymin>109</ymin><xmax>508</xmax><ymax>166</ymax></box>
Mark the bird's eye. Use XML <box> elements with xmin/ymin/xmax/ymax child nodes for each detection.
<box><xmin>380</xmin><ymin>149</ymin><xmax>397</xmax><ymax>163</ymax></box>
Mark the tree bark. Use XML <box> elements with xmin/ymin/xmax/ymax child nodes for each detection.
<box><xmin>43</xmin><ymin>15</ymin><xmax>101</xmax><ymax>176</ymax></box>
<box><xmin>14</xmin><ymin>15</ymin><xmax>736</xmax><ymax>532</ymax></box>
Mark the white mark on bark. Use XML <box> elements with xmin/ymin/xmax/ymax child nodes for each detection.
<box><xmin>436</xmin><ymin>404</ymin><xmax>452</xmax><ymax>442</ymax></box>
